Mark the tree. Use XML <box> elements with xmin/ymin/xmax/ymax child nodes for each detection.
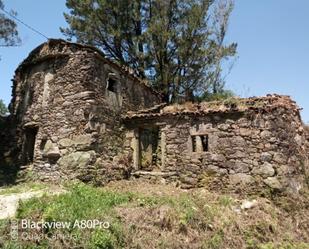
<box><xmin>0</xmin><ymin>99</ymin><xmax>8</xmax><ymax>115</ymax></box>
<box><xmin>0</xmin><ymin>0</ymin><xmax>20</xmax><ymax>47</ymax></box>
<box><xmin>62</xmin><ymin>0</ymin><xmax>236</xmax><ymax>102</ymax></box>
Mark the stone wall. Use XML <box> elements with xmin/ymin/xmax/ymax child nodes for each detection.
<box><xmin>2</xmin><ymin>38</ymin><xmax>308</xmax><ymax>194</ymax></box>
<box><xmin>0</xmin><ymin>115</ymin><xmax>19</xmax><ymax>185</ymax></box>
<box><xmin>7</xmin><ymin>39</ymin><xmax>162</xmax><ymax>183</ymax></box>
<box><xmin>304</xmin><ymin>125</ymin><xmax>309</xmax><ymax>142</ymax></box>
<box><xmin>125</xmin><ymin>96</ymin><xmax>309</xmax><ymax>194</ymax></box>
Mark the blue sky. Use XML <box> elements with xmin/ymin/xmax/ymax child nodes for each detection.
<box><xmin>0</xmin><ymin>0</ymin><xmax>308</xmax><ymax>123</ymax></box>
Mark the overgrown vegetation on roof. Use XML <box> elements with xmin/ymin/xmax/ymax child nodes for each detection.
<box><xmin>125</xmin><ymin>94</ymin><xmax>301</xmax><ymax>119</ymax></box>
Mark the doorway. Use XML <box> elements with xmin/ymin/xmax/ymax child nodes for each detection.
<box><xmin>139</xmin><ymin>127</ymin><xmax>159</xmax><ymax>170</ymax></box>
<box><xmin>22</xmin><ymin>127</ymin><xmax>38</xmax><ymax>164</ymax></box>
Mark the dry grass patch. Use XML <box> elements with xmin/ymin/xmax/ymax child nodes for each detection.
<box><xmin>0</xmin><ymin>180</ymin><xmax>308</xmax><ymax>248</ymax></box>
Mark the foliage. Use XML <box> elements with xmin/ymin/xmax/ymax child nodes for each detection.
<box><xmin>196</xmin><ymin>89</ymin><xmax>234</xmax><ymax>101</ymax></box>
<box><xmin>17</xmin><ymin>182</ymin><xmax>133</xmax><ymax>220</ymax></box>
<box><xmin>61</xmin><ymin>0</ymin><xmax>237</xmax><ymax>102</ymax></box>
<box><xmin>203</xmin><ymin>230</ymin><xmax>224</xmax><ymax>249</ymax></box>
<box><xmin>0</xmin><ymin>99</ymin><xmax>8</xmax><ymax>115</ymax></box>
<box><xmin>0</xmin><ymin>182</ymin><xmax>46</xmax><ymax>195</ymax></box>
<box><xmin>0</xmin><ymin>0</ymin><xmax>20</xmax><ymax>47</ymax></box>
<box><xmin>257</xmin><ymin>242</ymin><xmax>309</xmax><ymax>249</ymax></box>
<box><xmin>12</xmin><ymin>183</ymin><xmax>132</xmax><ymax>248</ymax></box>
<box><xmin>1</xmin><ymin>181</ymin><xmax>307</xmax><ymax>248</ymax></box>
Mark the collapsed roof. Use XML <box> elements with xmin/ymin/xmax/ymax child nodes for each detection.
<box><xmin>124</xmin><ymin>94</ymin><xmax>302</xmax><ymax>120</ymax></box>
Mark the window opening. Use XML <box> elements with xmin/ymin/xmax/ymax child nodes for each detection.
<box><xmin>107</xmin><ymin>78</ymin><xmax>117</xmax><ymax>93</ymax></box>
<box><xmin>191</xmin><ymin>134</ymin><xmax>208</xmax><ymax>152</ymax></box>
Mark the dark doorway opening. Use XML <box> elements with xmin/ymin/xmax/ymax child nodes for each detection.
<box><xmin>22</xmin><ymin>127</ymin><xmax>38</xmax><ymax>164</ymax></box>
<box><xmin>139</xmin><ymin>127</ymin><xmax>159</xmax><ymax>170</ymax></box>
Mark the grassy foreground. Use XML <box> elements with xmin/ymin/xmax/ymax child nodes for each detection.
<box><xmin>0</xmin><ymin>180</ymin><xmax>308</xmax><ymax>249</ymax></box>
<box><xmin>0</xmin><ymin>182</ymin><xmax>47</xmax><ymax>196</ymax></box>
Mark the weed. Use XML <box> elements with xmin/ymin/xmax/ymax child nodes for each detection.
<box><xmin>0</xmin><ymin>182</ymin><xmax>46</xmax><ymax>195</ymax></box>
<box><xmin>6</xmin><ymin>183</ymin><xmax>133</xmax><ymax>248</ymax></box>
<box><xmin>257</xmin><ymin>242</ymin><xmax>309</xmax><ymax>249</ymax></box>
<box><xmin>218</xmin><ymin>195</ymin><xmax>234</xmax><ymax>207</ymax></box>
<box><xmin>203</xmin><ymin>230</ymin><xmax>224</xmax><ymax>249</ymax></box>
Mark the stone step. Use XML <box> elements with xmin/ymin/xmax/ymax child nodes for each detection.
<box><xmin>132</xmin><ymin>171</ymin><xmax>177</xmax><ymax>177</ymax></box>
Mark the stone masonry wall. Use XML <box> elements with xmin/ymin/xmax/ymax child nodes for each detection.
<box><xmin>8</xmin><ymin>39</ymin><xmax>162</xmax><ymax>184</ymax></box>
<box><xmin>305</xmin><ymin>125</ymin><xmax>309</xmax><ymax>143</ymax></box>
<box><xmin>3</xmin><ymin>39</ymin><xmax>308</xmax><ymax>193</ymax></box>
<box><xmin>125</xmin><ymin>97</ymin><xmax>309</xmax><ymax>194</ymax></box>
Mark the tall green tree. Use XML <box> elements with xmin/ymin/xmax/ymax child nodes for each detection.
<box><xmin>0</xmin><ymin>1</ymin><xmax>19</xmax><ymax>116</ymax></box>
<box><xmin>0</xmin><ymin>99</ymin><xmax>8</xmax><ymax>115</ymax></box>
<box><xmin>0</xmin><ymin>0</ymin><xmax>20</xmax><ymax>47</ymax></box>
<box><xmin>62</xmin><ymin>0</ymin><xmax>236</xmax><ymax>102</ymax></box>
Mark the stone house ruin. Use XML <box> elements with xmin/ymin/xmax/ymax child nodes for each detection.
<box><xmin>125</xmin><ymin>97</ymin><xmax>308</xmax><ymax>192</ymax></box>
<box><xmin>0</xmin><ymin>39</ymin><xmax>308</xmax><ymax>193</ymax></box>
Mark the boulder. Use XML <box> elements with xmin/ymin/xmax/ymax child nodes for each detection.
<box><xmin>251</xmin><ymin>162</ymin><xmax>275</xmax><ymax>177</ymax></box>
<box><xmin>239</xmin><ymin>128</ymin><xmax>252</xmax><ymax>137</ymax></box>
<box><xmin>58</xmin><ymin>151</ymin><xmax>96</xmax><ymax>169</ymax></box>
<box><xmin>43</xmin><ymin>140</ymin><xmax>60</xmax><ymax>160</ymax></box>
<box><xmin>233</xmin><ymin>162</ymin><xmax>250</xmax><ymax>173</ymax></box>
<box><xmin>273</xmin><ymin>152</ymin><xmax>287</xmax><ymax>164</ymax></box>
<box><xmin>229</xmin><ymin>173</ymin><xmax>254</xmax><ymax>185</ymax></box>
<box><xmin>58</xmin><ymin>138</ymin><xmax>73</xmax><ymax>148</ymax></box>
<box><xmin>72</xmin><ymin>134</ymin><xmax>93</xmax><ymax>150</ymax></box>
<box><xmin>260</xmin><ymin>152</ymin><xmax>272</xmax><ymax>162</ymax></box>
<box><xmin>241</xmin><ymin>200</ymin><xmax>258</xmax><ymax>210</ymax></box>
<box><xmin>260</xmin><ymin>130</ymin><xmax>272</xmax><ymax>139</ymax></box>
<box><xmin>263</xmin><ymin>177</ymin><xmax>282</xmax><ymax>190</ymax></box>
<box><xmin>58</xmin><ymin>134</ymin><xmax>93</xmax><ymax>150</ymax></box>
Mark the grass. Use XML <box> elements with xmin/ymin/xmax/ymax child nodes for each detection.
<box><xmin>257</xmin><ymin>242</ymin><xmax>309</xmax><ymax>249</ymax></box>
<box><xmin>14</xmin><ymin>183</ymin><xmax>133</xmax><ymax>248</ymax></box>
<box><xmin>0</xmin><ymin>180</ymin><xmax>308</xmax><ymax>248</ymax></box>
<box><xmin>0</xmin><ymin>182</ymin><xmax>47</xmax><ymax>195</ymax></box>
<box><xmin>203</xmin><ymin>230</ymin><xmax>224</xmax><ymax>249</ymax></box>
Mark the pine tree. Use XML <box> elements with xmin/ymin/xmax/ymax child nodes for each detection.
<box><xmin>62</xmin><ymin>0</ymin><xmax>236</xmax><ymax>102</ymax></box>
<box><xmin>0</xmin><ymin>99</ymin><xmax>8</xmax><ymax>116</ymax></box>
<box><xmin>0</xmin><ymin>0</ymin><xmax>20</xmax><ymax>47</ymax></box>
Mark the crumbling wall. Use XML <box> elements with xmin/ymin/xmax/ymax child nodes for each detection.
<box><xmin>8</xmin><ymin>39</ymin><xmax>162</xmax><ymax>184</ymax></box>
<box><xmin>5</xmin><ymin>39</ymin><xmax>308</xmax><ymax>193</ymax></box>
<box><xmin>166</xmin><ymin>110</ymin><xmax>306</xmax><ymax>193</ymax></box>
<box><xmin>303</xmin><ymin>125</ymin><xmax>309</xmax><ymax>184</ymax></box>
<box><xmin>0</xmin><ymin>116</ymin><xmax>19</xmax><ymax>185</ymax></box>
<box><xmin>304</xmin><ymin>125</ymin><xmax>309</xmax><ymax>142</ymax></box>
<box><xmin>125</xmin><ymin>96</ymin><xmax>308</xmax><ymax>194</ymax></box>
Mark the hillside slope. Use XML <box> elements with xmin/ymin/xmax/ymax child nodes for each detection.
<box><xmin>0</xmin><ymin>180</ymin><xmax>308</xmax><ymax>249</ymax></box>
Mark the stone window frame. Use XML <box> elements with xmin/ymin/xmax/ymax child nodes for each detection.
<box><xmin>190</xmin><ymin>133</ymin><xmax>209</xmax><ymax>153</ymax></box>
<box><xmin>132</xmin><ymin>127</ymin><xmax>166</xmax><ymax>171</ymax></box>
